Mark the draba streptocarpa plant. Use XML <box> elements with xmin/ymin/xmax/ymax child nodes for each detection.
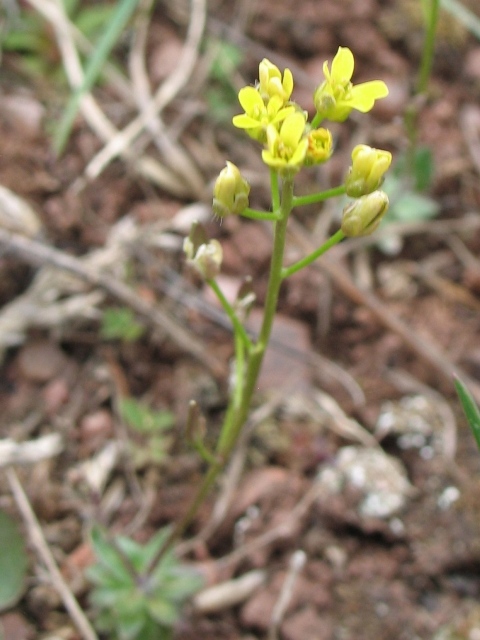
<box><xmin>88</xmin><ymin>47</ymin><xmax>392</xmax><ymax>638</ymax></box>
<box><xmin>179</xmin><ymin>48</ymin><xmax>391</xmax><ymax>539</ymax></box>
<box><xmin>87</xmin><ymin>526</ymin><xmax>203</xmax><ymax>640</ymax></box>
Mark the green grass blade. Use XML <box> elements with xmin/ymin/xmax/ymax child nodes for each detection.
<box><xmin>441</xmin><ymin>0</ymin><xmax>480</xmax><ymax>41</ymax></box>
<box><xmin>454</xmin><ymin>376</ymin><xmax>480</xmax><ymax>451</ymax></box>
<box><xmin>54</xmin><ymin>0</ymin><xmax>140</xmax><ymax>154</ymax></box>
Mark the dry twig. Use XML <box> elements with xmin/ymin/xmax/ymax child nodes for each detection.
<box><xmin>0</xmin><ymin>434</ymin><xmax>63</xmax><ymax>468</ymax></box>
<box><xmin>0</xmin><ymin>226</ymin><xmax>224</xmax><ymax>376</ymax></box>
<box><xmin>85</xmin><ymin>0</ymin><xmax>207</xmax><ymax>195</ymax></box>
<box><xmin>24</xmin><ymin>0</ymin><xmax>202</xmax><ymax>198</ymax></box>
<box><xmin>269</xmin><ymin>550</ymin><xmax>306</xmax><ymax>640</ymax></box>
<box><xmin>6</xmin><ymin>467</ymin><xmax>99</xmax><ymax>640</ymax></box>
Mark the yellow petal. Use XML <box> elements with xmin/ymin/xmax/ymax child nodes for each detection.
<box><xmin>280</xmin><ymin>112</ymin><xmax>306</xmax><ymax>147</ymax></box>
<box><xmin>238</xmin><ymin>87</ymin><xmax>264</xmax><ymax>113</ymax></box>
<box><xmin>331</xmin><ymin>47</ymin><xmax>354</xmax><ymax>84</ymax></box>
<box><xmin>232</xmin><ymin>114</ymin><xmax>262</xmax><ymax>129</ymax></box>
<box><xmin>349</xmin><ymin>81</ymin><xmax>389</xmax><ymax>112</ymax></box>
<box><xmin>283</xmin><ymin>68</ymin><xmax>294</xmax><ymax>99</ymax></box>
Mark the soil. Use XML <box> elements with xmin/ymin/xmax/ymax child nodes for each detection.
<box><xmin>1</xmin><ymin>0</ymin><xmax>480</xmax><ymax>639</ymax></box>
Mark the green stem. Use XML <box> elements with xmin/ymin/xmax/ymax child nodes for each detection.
<box><xmin>282</xmin><ymin>229</ymin><xmax>345</xmax><ymax>279</ymax></box>
<box><xmin>208</xmin><ymin>279</ymin><xmax>252</xmax><ymax>350</ymax></box>
<box><xmin>292</xmin><ymin>185</ymin><xmax>346</xmax><ymax>208</ymax></box>
<box><xmin>417</xmin><ymin>0</ymin><xmax>440</xmax><ymax>95</ymax></box>
<box><xmin>216</xmin><ymin>177</ymin><xmax>294</xmax><ymax>456</ymax></box>
<box><xmin>405</xmin><ymin>0</ymin><xmax>440</xmax><ymax>180</ymax></box>
<box><xmin>310</xmin><ymin>112</ymin><xmax>323</xmax><ymax>129</ymax></box>
<box><xmin>145</xmin><ymin>178</ymin><xmax>294</xmax><ymax>569</ymax></box>
<box><xmin>241</xmin><ymin>207</ymin><xmax>280</xmax><ymax>221</ymax></box>
<box><xmin>232</xmin><ymin>330</ymin><xmax>246</xmax><ymax>411</ymax></box>
<box><xmin>270</xmin><ymin>168</ymin><xmax>280</xmax><ymax>213</ymax></box>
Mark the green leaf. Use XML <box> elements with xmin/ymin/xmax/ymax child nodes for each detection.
<box><xmin>390</xmin><ymin>190</ymin><xmax>440</xmax><ymax>222</ymax></box>
<box><xmin>454</xmin><ymin>376</ymin><xmax>480</xmax><ymax>451</ymax></box>
<box><xmin>115</xmin><ymin>535</ymin><xmax>146</xmax><ymax>573</ymax></box>
<box><xmin>209</xmin><ymin>40</ymin><xmax>243</xmax><ymax>80</ymax></box>
<box><xmin>159</xmin><ymin>568</ymin><xmax>204</xmax><ymax>602</ymax></box>
<box><xmin>89</xmin><ymin>526</ymin><xmax>133</xmax><ymax>584</ymax></box>
<box><xmin>74</xmin><ymin>5</ymin><xmax>118</xmax><ymax>40</ymax></box>
<box><xmin>101</xmin><ymin>307</ymin><xmax>145</xmax><ymax>342</ymax></box>
<box><xmin>54</xmin><ymin>0</ymin><xmax>140</xmax><ymax>154</ymax></box>
<box><xmin>116</xmin><ymin>612</ymin><xmax>146</xmax><ymax>640</ymax></box>
<box><xmin>136</xmin><ymin>528</ymin><xmax>171</xmax><ymax>573</ymax></box>
<box><xmin>0</xmin><ymin>510</ymin><xmax>29</xmax><ymax>612</ymax></box>
<box><xmin>412</xmin><ymin>146</ymin><xmax>435</xmax><ymax>192</ymax></box>
<box><xmin>146</xmin><ymin>596</ymin><xmax>179</xmax><ymax>626</ymax></box>
<box><xmin>392</xmin><ymin>147</ymin><xmax>435</xmax><ymax>193</ymax></box>
<box><xmin>89</xmin><ymin>583</ymin><xmax>132</xmax><ymax>608</ymax></box>
<box><xmin>119</xmin><ymin>398</ymin><xmax>175</xmax><ymax>434</ymax></box>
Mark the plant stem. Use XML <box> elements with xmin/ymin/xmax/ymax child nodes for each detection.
<box><xmin>282</xmin><ymin>229</ymin><xmax>345</xmax><ymax>279</ymax></box>
<box><xmin>208</xmin><ymin>279</ymin><xmax>252</xmax><ymax>350</ymax></box>
<box><xmin>404</xmin><ymin>0</ymin><xmax>440</xmax><ymax>179</ymax></box>
<box><xmin>417</xmin><ymin>0</ymin><xmax>440</xmax><ymax>95</ymax></box>
<box><xmin>270</xmin><ymin>168</ymin><xmax>280</xmax><ymax>212</ymax></box>
<box><xmin>241</xmin><ymin>207</ymin><xmax>281</xmax><ymax>221</ymax></box>
<box><xmin>216</xmin><ymin>176</ymin><xmax>294</xmax><ymax>456</ymax></box>
<box><xmin>292</xmin><ymin>185</ymin><xmax>346</xmax><ymax>208</ymax></box>
<box><xmin>147</xmin><ymin>176</ymin><xmax>294</xmax><ymax>569</ymax></box>
<box><xmin>310</xmin><ymin>113</ymin><xmax>323</xmax><ymax>129</ymax></box>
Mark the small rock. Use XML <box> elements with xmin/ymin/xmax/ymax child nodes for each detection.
<box><xmin>17</xmin><ymin>340</ymin><xmax>68</xmax><ymax>383</ymax></box>
<box><xmin>281</xmin><ymin>606</ymin><xmax>334</xmax><ymax>640</ymax></box>
<box><xmin>240</xmin><ymin>583</ymin><xmax>276</xmax><ymax>630</ymax></box>
<box><xmin>0</xmin><ymin>612</ymin><xmax>35</xmax><ymax>640</ymax></box>
<box><xmin>78</xmin><ymin>409</ymin><xmax>114</xmax><ymax>455</ymax></box>
<box><xmin>317</xmin><ymin>445</ymin><xmax>414</xmax><ymax>521</ymax></box>
<box><xmin>0</xmin><ymin>94</ymin><xmax>45</xmax><ymax>137</ymax></box>
<box><xmin>43</xmin><ymin>378</ymin><xmax>70</xmax><ymax>415</ymax></box>
<box><xmin>229</xmin><ymin>466</ymin><xmax>293</xmax><ymax>520</ymax></box>
<box><xmin>464</xmin><ymin>47</ymin><xmax>480</xmax><ymax>82</ymax></box>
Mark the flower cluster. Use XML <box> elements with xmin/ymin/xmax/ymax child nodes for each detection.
<box><xmin>185</xmin><ymin>48</ymin><xmax>392</xmax><ymax>278</ymax></box>
<box><xmin>232</xmin><ymin>58</ymin><xmax>336</xmax><ymax>175</ymax></box>
<box><xmin>231</xmin><ymin>50</ymin><xmax>389</xmax><ymax>178</ymax></box>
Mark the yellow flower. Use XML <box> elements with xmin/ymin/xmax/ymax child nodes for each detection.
<box><xmin>258</xmin><ymin>58</ymin><xmax>294</xmax><ymax>103</ymax></box>
<box><xmin>314</xmin><ymin>47</ymin><xmax>389</xmax><ymax>122</ymax></box>
<box><xmin>345</xmin><ymin>144</ymin><xmax>392</xmax><ymax>197</ymax></box>
<box><xmin>261</xmin><ymin>112</ymin><xmax>308</xmax><ymax>175</ymax></box>
<box><xmin>232</xmin><ymin>88</ymin><xmax>295</xmax><ymax>142</ymax></box>
<box><xmin>341</xmin><ymin>191</ymin><xmax>389</xmax><ymax>237</ymax></box>
<box><xmin>212</xmin><ymin>162</ymin><xmax>250</xmax><ymax>218</ymax></box>
<box><xmin>304</xmin><ymin>127</ymin><xmax>333</xmax><ymax>166</ymax></box>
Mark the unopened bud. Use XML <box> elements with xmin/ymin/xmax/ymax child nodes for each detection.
<box><xmin>345</xmin><ymin>145</ymin><xmax>392</xmax><ymax>197</ymax></box>
<box><xmin>184</xmin><ymin>221</ymin><xmax>223</xmax><ymax>280</ymax></box>
<box><xmin>304</xmin><ymin>127</ymin><xmax>333</xmax><ymax>166</ymax></box>
<box><xmin>258</xmin><ymin>58</ymin><xmax>293</xmax><ymax>103</ymax></box>
<box><xmin>341</xmin><ymin>191</ymin><xmax>389</xmax><ymax>237</ymax></box>
<box><xmin>212</xmin><ymin>162</ymin><xmax>250</xmax><ymax>218</ymax></box>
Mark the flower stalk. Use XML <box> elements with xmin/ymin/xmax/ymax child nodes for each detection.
<box><xmin>154</xmin><ymin>50</ymin><xmax>392</xmax><ymax>564</ymax></box>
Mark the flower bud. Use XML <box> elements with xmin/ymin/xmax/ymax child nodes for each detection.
<box><xmin>341</xmin><ymin>191</ymin><xmax>389</xmax><ymax>237</ymax></box>
<box><xmin>212</xmin><ymin>162</ymin><xmax>250</xmax><ymax>218</ymax></box>
<box><xmin>345</xmin><ymin>145</ymin><xmax>392</xmax><ymax>197</ymax></box>
<box><xmin>258</xmin><ymin>58</ymin><xmax>293</xmax><ymax>103</ymax></box>
<box><xmin>304</xmin><ymin>127</ymin><xmax>333</xmax><ymax>166</ymax></box>
<box><xmin>183</xmin><ymin>222</ymin><xmax>223</xmax><ymax>280</ymax></box>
